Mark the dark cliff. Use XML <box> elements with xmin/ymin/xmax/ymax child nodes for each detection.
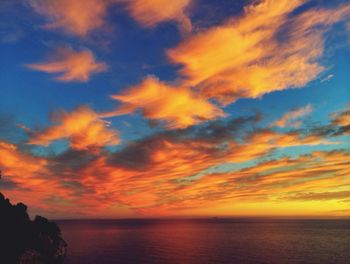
<box><xmin>0</xmin><ymin>192</ymin><xmax>67</xmax><ymax>263</ymax></box>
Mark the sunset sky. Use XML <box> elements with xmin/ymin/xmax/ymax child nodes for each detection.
<box><xmin>0</xmin><ymin>0</ymin><xmax>350</xmax><ymax>219</ymax></box>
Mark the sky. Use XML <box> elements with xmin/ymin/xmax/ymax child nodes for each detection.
<box><xmin>0</xmin><ymin>0</ymin><xmax>350</xmax><ymax>219</ymax></box>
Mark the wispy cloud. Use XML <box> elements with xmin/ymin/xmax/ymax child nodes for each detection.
<box><xmin>273</xmin><ymin>104</ymin><xmax>313</xmax><ymax>128</ymax></box>
<box><xmin>27</xmin><ymin>0</ymin><xmax>117</xmax><ymax>37</ymax></box>
<box><xmin>1</xmin><ymin>103</ymin><xmax>348</xmax><ymax>217</ymax></box>
<box><xmin>332</xmin><ymin>104</ymin><xmax>350</xmax><ymax>128</ymax></box>
<box><xmin>138</xmin><ymin>149</ymin><xmax>350</xmax><ymax>215</ymax></box>
<box><xmin>295</xmin><ymin>104</ymin><xmax>350</xmax><ymax>138</ymax></box>
<box><xmin>106</xmin><ymin>0</ymin><xmax>349</xmax><ymax>129</ymax></box>
<box><xmin>320</xmin><ymin>74</ymin><xmax>334</xmax><ymax>83</ymax></box>
<box><xmin>167</xmin><ymin>0</ymin><xmax>350</xmax><ymax>105</ymax></box>
<box><xmin>286</xmin><ymin>191</ymin><xmax>350</xmax><ymax>201</ymax></box>
<box><xmin>26</xmin><ymin>47</ymin><xmax>107</xmax><ymax>82</ymax></box>
<box><xmin>127</xmin><ymin>0</ymin><xmax>192</xmax><ymax>31</ymax></box>
<box><xmin>0</xmin><ymin>140</ymin><xmax>46</xmax><ymax>176</ymax></box>
<box><xmin>28</xmin><ymin>106</ymin><xmax>119</xmax><ymax>150</ymax></box>
<box><xmin>105</xmin><ymin>76</ymin><xmax>225</xmax><ymax>129</ymax></box>
<box><xmin>27</xmin><ymin>0</ymin><xmax>192</xmax><ymax>38</ymax></box>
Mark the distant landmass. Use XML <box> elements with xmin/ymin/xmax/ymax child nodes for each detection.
<box><xmin>0</xmin><ymin>192</ymin><xmax>67</xmax><ymax>263</ymax></box>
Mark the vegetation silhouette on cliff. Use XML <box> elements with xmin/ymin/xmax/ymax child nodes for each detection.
<box><xmin>0</xmin><ymin>192</ymin><xmax>67</xmax><ymax>263</ymax></box>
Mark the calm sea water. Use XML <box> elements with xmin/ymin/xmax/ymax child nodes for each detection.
<box><xmin>58</xmin><ymin>219</ymin><xmax>350</xmax><ymax>264</ymax></box>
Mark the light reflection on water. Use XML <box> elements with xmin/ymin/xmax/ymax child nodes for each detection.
<box><xmin>58</xmin><ymin>219</ymin><xmax>350</xmax><ymax>264</ymax></box>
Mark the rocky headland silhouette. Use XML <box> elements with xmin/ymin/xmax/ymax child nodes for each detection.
<box><xmin>0</xmin><ymin>192</ymin><xmax>67</xmax><ymax>263</ymax></box>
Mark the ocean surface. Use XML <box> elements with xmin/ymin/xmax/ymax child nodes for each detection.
<box><xmin>58</xmin><ymin>219</ymin><xmax>350</xmax><ymax>264</ymax></box>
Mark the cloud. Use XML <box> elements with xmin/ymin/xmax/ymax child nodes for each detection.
<box><xmin>332</xmin><ymin>105</ymin><xmax>350</xmax><ymax>128</ymax></box>
<box><xmin>27</xmin><ymin>0</ymin><xmax>116</xmax><ymax>37</ymax></box>
<box><xmin>142</xmin><ymin>149</ymin><xmax>350</xmax><ymax>214</ymax></box>
<box><xmin>190</xmin><ymin>114</ymin><xmax>262</xmax><ymax>142</ymax></box>
<box><xmin>28</xmin><ymin>106</ymin><xmax>120</xmax><ymax>150</ymax></box>
<box><xmin>48</xmin><ymin>149</ymin><xmax>99</xmax><ymax>175</ymax></box>
<box><xmin>286</xmin><ymin>191</ymin><xmax>350</xmax><ymax>201</ymax></box>
<box><xmin>273</xmin><ymin>104</ymin><xmax>313</xmax><ymax>128</ymax></box>
<box><xmin>105</xmin><ymin>76</ymin><xmax>225</xmax><ymax>129</ymax></box>
<box><xmin>0</xmin><ymin>179</ymin><xmax>19</xmax><ymax>190</ymax></box>
<box><xmin>1</xmin><ymin>106</ymin><xmax>348</xmax><ymax>217</ymax></box>
<box><xmin>106</xmin><ymin>114</ymin><xmax>260</xmax><ymax>171</ymax></box>
<box><xmin>107</xmin><ymin>127</ymin><xmax>331</xmax><ymax>172</ymax></box>
<box><xmin>0</xmin><ymin>140</ymin><xmax>49</xmax><ymax>209</ymax></box>
<box><xmin>320</xmin><ymin>74</ymin><xmax>334</xmax><ymax>83</ymax></box>
<box><xmin>167</xmin><ymin>0</ymin><xmax>350</xmax><ymax>105</ymax></box>
<box><xmin>103</xmin><ymin>126</ymin><xmax>334</xmax><ymax>213</ymax></box>
<box><xmin>0</xmin><ymin>140</ymin><xmax>46</xmax><ymax>176</ymax></box>
<box><xmin>306</xmin><ymin>104</ymin><xmax>350</xmax><ymax>137</ymax></box>
<box><xmin>27</xmin><ymin>0</ymin><xmax>192</xmax><ymax>37</ymax></box>
<box><xmin>127</xmin><ymin>0</ymin><xmax>192</xmax><ymax>31</ymax></box>
<box><xmin>27</xmin><ymin>47</ymin><xmax>107</xmax><ymax>82</ymax></box>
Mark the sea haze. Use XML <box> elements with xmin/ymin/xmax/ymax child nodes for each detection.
<box><xmin>58</xmin><ymin>218</ymin><xmax>350</xmax><ymax>264</ymax></box>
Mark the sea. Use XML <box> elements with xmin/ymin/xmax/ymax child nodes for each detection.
<box><xmin>57</xmin><ymin>218</ymin><xmax>350</xmax><ymax>264</ymax></box>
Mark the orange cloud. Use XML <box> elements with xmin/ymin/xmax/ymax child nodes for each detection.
<box><xmin>27</xmin><ymin>47</ymin><xmax>107</xmax><ymax>82</ymax></box>
<box><xmin>2</xmin><ymin>119</ymin><xmax>348</xmax><ymax>218</ymax></box>
<box><xmin>332</xmin><ymin>105</ymin><xmax>350</xmax><ymax>127</ymax></box>
<box><xmin>28</xmin><ymin>106</ymin><xmax>120</xmax><ymax>150</ymax></box>
<box><xmin>2</xmin><ymin>104</ymin><xmax>349</xmax><ymax>218</ymax></box>
<box><xmin>139</xmin><ymin>149</ymin><xmax>350</xmax><ymax>215</ymax></box>
<box><xmin>0</xmin><ymin>140</ymin><xmax>53</xmax><ymax>212</ymax></box>
<box><xmin>286</xmin><ymin>191</ymin><xmax>350</xmax><ymax>201</ymax></box>
<box><xmin>28</xmin><ymin>0</ymin><xmax>116</xmax><ymax>37</ymax></box>
<box><xmin>0</xmin><ymin>140</ymin><xmax>46</xmax><ymax>177</ymax></box>
<box><xmin>106</xmin><ymin>76</ymin><xmax>225</xmax><ymax>129</ymax></box>
<box><xmin>167</xmin><ymin>0</ymin><xmax>350</xmax><ymax>105</ymax></box>
<box><xmin>95</xmin><ymin>128</ymin><xmax>334</xmax><ymax>215</ymax></box>
<box><xmin>273</xmin><ymin>104</ymin><xmax>313</xmax><ymax>128</ymax></box>
<box><xmin>127</xmin><ymin>0</ymin><xmax>192</xmax><ymax>31</ymax></box>
<box><xmin>28</xmin><ymin>0</ymin><xmax>192</xmax><ymax>38</ymax></box>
